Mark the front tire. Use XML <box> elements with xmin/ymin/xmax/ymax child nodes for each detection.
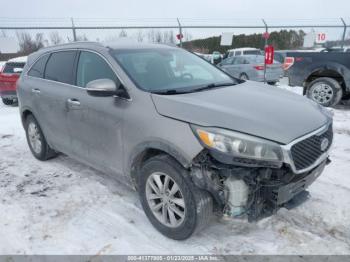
<box><xmin>25</xmin><ymin>114</ymin><xmax>57</xmax><ymax>161</ymax></box>
<box><xmin>306</xmin><ymin>77</ymin><xmax>343</xmax><ymax>107</ymax></box>
<box><xmin>138</xmin><ymin>154</ymin><xmax>213</xmax><ymax>240</ymax></box>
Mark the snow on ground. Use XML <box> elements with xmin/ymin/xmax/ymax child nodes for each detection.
<box><xmin>0</xmin><ymin>83</ymin><xmax>350</xmax><ymax>255</ymax></box>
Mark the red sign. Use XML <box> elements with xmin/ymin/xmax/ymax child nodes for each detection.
<box><xmin>316</xmin><ymin>33</ymin><xmax>327</xmax><ymax>44</ymax></box>
<box><xmin>265</xmin><ymin>45</ymin><xmax>274</xmax><ymax>65</ymax></box>
<box><xmin>262</xmin><ymin>32</ymin><xmax>270</xmax><ymax>40</ymax></box>
<box><xmin>176</xmin><ymin>33</ymin><xmax>183</xmax><ymax>40</ymax></box>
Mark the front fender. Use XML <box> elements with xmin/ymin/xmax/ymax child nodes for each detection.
<box><xmin>126</xmin><ymin>139</ymin><xmax>201</xmax><ymax>186</ymax></box>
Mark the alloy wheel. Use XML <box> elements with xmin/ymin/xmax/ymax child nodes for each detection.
<box><xmin>145</xmin><ymin>172</ymin><xmax>186</xmax><ymax>228</ymax></box>
<box><xmin>311</xmin><ymin>83</ymin><xmax>334</xmax><ymax>104</ymax></box>
<box><xmin>28</xmin><ymin>122</ymin><xmax>42</xmax><ymax>154</ymax></box>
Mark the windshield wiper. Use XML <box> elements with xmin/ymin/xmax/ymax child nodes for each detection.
<box><xmin>152</xmin><ymin>89</ymin><xmax>188</xmax><ymax>95</ymax></box>
<box><xmin>152</xmin><ymin>82</ymin><xmax>235</xmax><ymax>95</ymax></box>
<box><xmin>189</xmin><ymin>82</ymin><xmax>235</xmax><ymax>93</ymax></box>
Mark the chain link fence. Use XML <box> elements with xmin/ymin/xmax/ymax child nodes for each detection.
<box><xmin>0</xmin><ymin>17</ymin><xmax>349</xmax><ymax>61</ymax></box>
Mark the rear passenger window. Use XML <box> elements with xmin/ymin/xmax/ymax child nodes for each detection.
<box><xmin>233</xmin><ymin>57</ymin><xmax>244</xmax><ymax>64</ymax></box>
<box><xmin>28</xmin><ymin>54</ymin><xmax>49</xmax><ymax>78</ymax></box>
<box><xmin>76</xmin><ymin>51</ymin><xmax>118</xmax><ymax>87</ymax></box>
<box><xmin>45</xmin><ymin>51</ymin><xmax>77</xmax><ymax>85</ymax></box>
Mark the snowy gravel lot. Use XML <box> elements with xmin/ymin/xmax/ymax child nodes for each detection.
<box><xmin>0</xmin><ymin>83</ymin><xmax>350</xmax><ymax>255</ymax></box>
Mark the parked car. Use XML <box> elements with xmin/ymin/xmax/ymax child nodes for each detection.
<box><xmin>320</xmin><ymin>46</ymin><xmax>350</xmax><ymax>53</ymax></box>
<box><xmin>227</xmin><ymin>47</ymin><xmax>261</xmax><ymax>57</ymax></box>
<box><xmin>18</xmin><ymin>42</ymin><xmax>333</xmax><ymax>240</ymax></box>
<box><xmin>218</xmin><ymin>55</ymin><xmax>283</xmax><ymax>84</ymax></box>
<box><xmin>285</xmin><ymin>51</ymin><xmax>350</xmax><ymax>107</ymax></box>
<box><xmin>0</xmin><ymin>56</ymin><xmax>27</xmax><ymax>105</ymax></box>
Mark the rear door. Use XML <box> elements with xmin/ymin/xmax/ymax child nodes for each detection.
<box><xmin>66</xmin><ymin>50</ymin><xmax>125</xmax><ymax>175</ymax></box>
<box><xmin>225</xmin><ymin>57</ymin><xmax>245</xmax><ymax>77</ymax></box>
<box><xmin>36</xmin><ymin>50</ymin><xmax>78</xmax><ymax>153</ymax></box>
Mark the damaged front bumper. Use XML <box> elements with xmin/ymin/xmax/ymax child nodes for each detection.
<box><xmin>191</xmin><ymin>151</ymin><xmax>329</xmax><ymax>222</ymax></box>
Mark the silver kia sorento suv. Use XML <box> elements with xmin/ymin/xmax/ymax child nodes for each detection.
<box><xmin>17</xmin><ymin>42</ymin><xmax>333</xmax><ymax>240</ymax></box>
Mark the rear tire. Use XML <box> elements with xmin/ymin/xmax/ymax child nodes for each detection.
<box><xmin>2</xmin><ymin>98</ymin><xmax>14</xmax><ymax>105</ymax></box>
<box><xmin>239</xmin><ymin>73</ymin><xmax>249</xmax><ymax>80</ymax></box>
<box><xmin>306</xmin><ymin>77</ymin><xmax>343</xmax><ymax>107</ymax></box>
<box><xmin>138</xmin><ymin>154</ymin><xmax>213</xmax><ymax>240</ymax></box>
<box><xmin>25</xmin><ymin>114</ymin><xmax>58</xmax><ymax>161</ymax></box>
<box><xmin>267</xmin><ymin>81</ymin><xmax>277</xmax><ymax>85</ymax></box>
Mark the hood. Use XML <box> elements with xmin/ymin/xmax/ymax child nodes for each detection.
<box><xmin>151</xmin><ymin>81</ymin><xmax>330</xmax><ymax>144</ymax></box>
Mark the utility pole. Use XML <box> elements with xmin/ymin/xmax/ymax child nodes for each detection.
<box><xmin>341</xmin><ymin>18</ymin><xmax>347</xmax><ymax>49</ymax></box>
<box><xmin>262</xmin><ymin>19</ymin><xmax>268</xmax><ymax>84</ymax></box>
<box><xmin>71</xmin><ymin>17</ymin><xmax>77</xmax><ymax>42</ymax></box>
<box><xmin>177</xmin><ymin>18</ymin><xmax>183</xmax><ymax>47</ymax></box>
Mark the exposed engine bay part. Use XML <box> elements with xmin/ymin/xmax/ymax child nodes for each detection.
<box><xmin>223</xmin><ymin>177</ymin><xmax>249</xmax><ymax>217</ymax></box>
<box><xmin>190</xmin><ymin>151</ymin><xmax>328</xmax><ymax>221</ymax></box>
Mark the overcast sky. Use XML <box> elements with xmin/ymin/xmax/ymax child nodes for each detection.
<box><xmin>1</xmin><ymin>0</ymin><xmax>348</xmax><ymax>20</ymax></box>
<box><xmin>1</xmin><ymin>0</ymin><xmax>349</xmax><ymax>48</ymax></box>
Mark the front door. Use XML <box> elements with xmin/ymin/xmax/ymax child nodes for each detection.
<box><xmin>66</xmin><ymin>51</ymin><xmax>125</xmax><ymax>175</ymax></box>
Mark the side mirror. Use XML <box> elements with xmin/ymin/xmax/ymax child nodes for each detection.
<box><xmin>86</xmin><ymin>79</ymin><xmax>117</xmax><ymax>97</ymax></box>
<box><xmin>13</xmin><ymin>68</ymin><xmax>23</xmax><ymax>74</ymax></box>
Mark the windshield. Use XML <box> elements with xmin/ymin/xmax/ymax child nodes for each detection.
<box><xmin>111</xmin><ymin>48</ymin><xmax>236</xmax><ymax>93</ymax></box>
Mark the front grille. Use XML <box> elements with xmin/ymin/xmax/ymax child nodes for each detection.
<box><xmin>290</xmin><ymin>124</ymin><xmax>333</xmax><ymax>171</ymax></box>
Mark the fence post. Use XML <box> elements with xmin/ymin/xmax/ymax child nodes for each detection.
<box><xmin>71</xmin><ymin>17</ymin><xmax>77</xmax><ymax>42</ymax></box>
<box><xmin>177</xmin><ymin>18</ymin><xmax>183</xmax><ymax>47</ymax></box>
<box><xmin>262</xmin><ymin>19</ymin><xmax>268</xmax><ymax>84</ymax></box>
<box><xmin>340</xmin><ymin>18</ymin><xmax>347</xmax><ymax>49</ymax></box>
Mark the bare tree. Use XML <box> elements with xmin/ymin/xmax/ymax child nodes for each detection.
<box><xmin>16</xmin><ymin>31</ymin><xmax>45</xmax><ymax>53</ymax></box>
<box><xmin>168</xmin><ymin>30</ymin><xmax>175</xmax><ymax>44</ymax></box>
<box><xmin>136</xmin><ymin>30</ymin><xmax>144</xmax><ymax>42</ymax></box>
<box><xmin>49</xmin><ymin>31</ymin><xmax>63</xmax><ymax>45</ymax></box>
<box><xmin>119</xmin><ymin>30</ymin><xmax>127</xmax><ymax>38</ymax></box>
<box><xmin>183</xmin><ymin>31</ymin><xmax>192</xmax><ymax>42</ymax></box>
<box><xmin>77</xmin><ymin>34</ymin><xmax>88</xmax><ymax>41</ymax></box>
<box><xmin>146</xmin><ymin>29</ymin><xmax>156</xmax><ymax>43</ymax></box>
<box><xmin>0</xmin><ymin>30</ymin><xmax>7</xmax><ymax>38</ymax></box>
<box><xmin>155</xmin><ymin>31</ymin><xmax>162</xmax><ymax>43</ymax></box>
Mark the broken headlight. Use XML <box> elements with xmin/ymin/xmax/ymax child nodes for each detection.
<box><xmin>191</xmin><ymin>125</ymin><xmax>283</xmax><ymax>164</ymax></box>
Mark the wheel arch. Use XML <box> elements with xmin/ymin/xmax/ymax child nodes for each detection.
<box><xmin>20</xmin><ymin>107</ymin><xmax>35</xmax><ymax>127</ymax></box>
<box><xmin>127</xmin><ymin>141</ymin><xmax>195</xmax><ymax>189</ymax></box>
<box><xmin>303</xmin><ymin>66</ymin><xmax>346</xmax><ymax>95</ymax></box>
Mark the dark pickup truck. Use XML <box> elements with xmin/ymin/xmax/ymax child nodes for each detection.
<box><xmin>286</xmin><ymin>52</ymin><xmax>350</xmax><ymax>107</ymax></box>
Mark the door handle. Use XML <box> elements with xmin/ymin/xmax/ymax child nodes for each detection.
<box><xmin>67</xmin><ymin>98</ymin><xmax>81</xmax><ymax>109</ymax></box>
<box><xmin>31</xmin><ymin>88</ymin><xmax>41</xmax><ymax>94</ymax></box>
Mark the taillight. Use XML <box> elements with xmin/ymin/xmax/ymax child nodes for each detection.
<box><xmin>283</xmin><ymin>57</ymin><xmax>295</xmax><ymax>70</ymax></box>
<box><xmin>253</xmin><ymin>65</ymin><xmax>265</xmax><ymax>70</ymax></box>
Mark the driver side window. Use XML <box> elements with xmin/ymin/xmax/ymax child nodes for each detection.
<box><xmin>76</xmin><ymin>51</ymin><xmax>119</xmax><ymax>88</ymax></box>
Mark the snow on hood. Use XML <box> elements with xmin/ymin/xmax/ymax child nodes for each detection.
<box><xmin>151</xmin><ymin>81</ymin><xmax>331</xmax><ymax>144</ymax></box>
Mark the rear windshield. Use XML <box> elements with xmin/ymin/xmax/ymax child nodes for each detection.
<box><xmin>3</xmin><ymin>62</ymin><xmax>25</xmax><ymax>74</ymax></box>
